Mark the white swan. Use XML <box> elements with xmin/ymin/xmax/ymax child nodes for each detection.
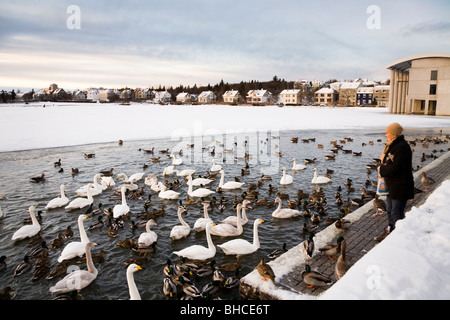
<box><xmin>280</xmin><ymin>167</ymin><xmax>293</xmax><ymax>185</ymax></box>
<box><xmin>218</xmin><ymin>219</ymin><xmax>264</xmax><ymax>256</ymax></box>
<box><xmin>173</xmin><ymin>222</ymin><xmax>216</xmax><ymax>261</ymax></box>
<box><xmin>210</xmin><ymin>204</ymin><xmax>243</xmax><ymax>237</ymax></box>
<box><xmin>158</xmin><ymin>182</ymin><xmax>180</xmax><ymax>200</ymax></box>
<box><xmin>187</xmin><ymin>175</ymin><xmax>213</xmax><ymax>187</ymax></box>
<box><xmin>163</xmin><ymin>166</ymin><xmax>176</xmax><ymax>176</ymax></box>
<box><xmin>170</xmin><ymin>154</ymin><xmax>183</xmax><ymax>166</ymax></box>
<box><xmin>221</xmin><ymin>200</ymin><xmax>251</xmax><ymax>226</ymax></box>
<box><xmin>45</xmin><ymin>185</ymin><xmax>70</xmax><ymax>210</ymax></box>
<box><xmin>311</xmin><ymin>168</ymin><xmax>331</xmax><ymax>184</ymax></box>
<box><xmin>57</xmin><ymin>215</ymin><xmax>90</xmax><ymax>262</ymax></box>
<box><xmin>194</xmin><ymin>201</ymin><xmax>213</xmax><ymax>232</ymax></box>
<box><xmin>50</xmin><ymin>242</ymin><xmax>98</xmax><ymax>294</ymax></box>
<box><xmin>170</xmin><ymin>205</ymin><xmax>190</xmax><ymax>240</ymax></box>
<box><xmin>144</xmin><ymin>174</ymin><xmax>157</xmax><ymax>187</ymax></box>
<box><xmin>76</xmin><ymin>174</ymin><xmax>104</xmax><ymax>197</ymax></box>
<box><xmin>272</xmin><ymin>197</ymin><xmax>301</xmax><ymax>218</ymax></box>
<box><xmin>210</xmin><ymin>159</ymin><xmax>222</xmax><ymax>172</ymax></box>
<box><xmin>138</xmin><ymin>219</ymin><xmax>158</xmax><ymax>248</ymax></box>
<box><xmin>100</xmin><ymin>176</ymin><xmax>115</xmax><ymax>187</ymax></box>
<box><xmin>11</xmin><ymin>206</ymin><xmax>41</xmax><ymax>241</ymax></box>
<box><xmin>218</xmin><ymin>170</ymin><xmax>245</xmax><ymax>190</ymax></box>
<box><xmin>127</xmin><ymin>264</ymin><xmax>143</xmax><ymax>300</ymax></box>
<box><xmin>65</xmin><ymin>184</ymin><xmax>94</xmax><ymax>210</ymax></box>
<box><xmin>173</xmin><ymin>169</ymin><xmax>196</xmax><ymax>177</ymax></box>
<box><xmin>113</xmin><ymin>186</ymin><xmax>130</xmax><ymax>218</ymax></box>
<box><xmin>117</xmin><ymin>172</ymin><xmax>145</xmax><ymax>183</ymax></box>
<box><xmin>186</xmin><ymin>175</ymin><xmax>215</xmax><ymax>198</ymax></box>
<box><xmin>292</xmin><ymin>158</ymin><xmax>307</xmax><ymax>171</ymax></box>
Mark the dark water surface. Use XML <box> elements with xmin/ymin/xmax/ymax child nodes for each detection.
<box><xmin>0</xmin><ymin>128</ymin><xmax>445</xmax><ymax>300</ymax></box>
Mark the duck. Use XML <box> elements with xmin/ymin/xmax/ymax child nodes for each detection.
<box><xmin>62</xmin><ymin>225</ymin><xmax>74</xmax><ymax>238</ymax></box>
<box><xmin>318</xmin><ymin>236</ymin><xmax>344</xmax><ymax>260</ymax></box>
<box><xmin>218</xmin><ymin>170</ymin><xmax>245</xmax><ymax>190</ymax></box>
<box><xmin>210</xmin><ymin>159</ymin><xmax>222</xmax><ymax>172</ymax></box>
<box><xmin>163</xmin><ymin>277</ymin><xmax>178</xmax><ymax>298</ymax></box>
<box><xmin>302</xmin><ymin>223</ymin><xmax>318</xmax><ymax>233</ymax></box>
<box><xmin>157</xmin><ymin>182</ymin><xmax>181</xmax><ymax>200</ymax></box>
<box><xmin>311</xmin><ymin>168</ymin><xmax>331</xmax><ymax>184</ymax></box>
<box><xmin>50</xmin><ymin>242</ymin><xmax>98</xmax><ymax>294</ymax></box>
<box><xmin>65</xmin><ymin>184</ymin><xmax>94</xmax><ymax>210</ymax></box>
<box><xmin>29</xmin><ymin>240</ymin><xmax>49</xmax><ymax>259</ymax></box>
<box><xmin>71</xmin><ymin>168</ymin><xmax>80</xmax><ymax>176</ymax></box>
<box><xmin>138</xmin><ymin>219</ymin><xmax>158</xmax><ymax>248</ymax></box>
<box><xmin>177</xmin><ymin>276</ymin><xmax>202</xmax><ymax>298</ymax></box>
<box><xmin>272</xmin><ymin>197</ymin><xmax>301</xmax><ymax>219</ymax></box>
<box><xmin>186</xmin><ymin>175</ymin><xmax>215</xmax><ymax>198</ymax></box>
<box><xmin>113</xmin><ymin>186</ymin><xmax>130</xmax><ymax>219</ymax></box>
<box><xmin>57</xmin><ymin>215</ymin><xmax>90</xmax><ymax>263</ymax></box>
<box><xmin>194</xmin><ymin>201</ymin><xmax>213</xmax><ymax>232</ymax></box>
<box><xmin>30</xmin><ymin>174</ymin><xmax>46</xmax><ymax>183</ymax></box>
<box><xmin>46</xmin><ymin>261</ymin><xmax>69</xmax><ymax>280</ymax></box>
<box><xmin>11</xmin><ymin>206</ymin><xmax>41</xmax><ymax>241</ymax></box>
<box><xmin>173</xmin><ymin>221</ymin><xmax>216</xmax><ymax>261</ymax></box>
<box><xmin>218</xmin><ymin>219</ymin><xmax>264</xmax><ymax>256</ymax></box>
<box><xmin>257</xmin><ymin>258</ymin><xmax>275</xmax><ymax>283</ymax></box>
<box><xmin>50</xmin><ymin>233</ymin><xmax>65</xmax><ymax>249</ymax></box>
<box><xmin>210</xmin><ymin>204</ymin><xmax>243</xmax><ymax>237</ymax></box>
<box><xmin>335</xmin><ymin>217</ymin><xmax>351</xmax><ymax>229</ymax></box>
<box><xmin>87</xmin><ymin>216</ymin><xmax>104</xmax><ymax>230</ymax></box>
<box><xmin>292</xmin><ymin>158</ymin><xmax>307</xmax><ymax>171</ymax></box>
<box><xmin>221</xmin><ymin>199</ymin><xmax>251</xmax><ymax>227</ymax></box>
<box><xmin>99</xmin><ymin>167</ymin><xmax>114</xmax><ymax>177</ymax></box>
<box><xmin>170</xmin><ymin>205</ymin><xmax>191</xmax><ymax>240</ymax></box>
<box><xmin>224</xmin><ymin>268</ymin><xmax>241</xmax><ymax>289</ymax></box>
<box><xmin>45</xmin><ymin>185</ymin><xmax>70</xmax><ymax>210</ymax></box>
<box><xmin>373</xmin><ymin>194</ymin><xmax>387</xmax><ymax>216</ymax></box>
<box><xmin>420</xmin><ymin>172</ymin><xmax>435</xmax><ymax>192</ymax></box>
<box><xmin>302</xmin><ymin>232</ymin><xmax>315</xmax><ymax>260</ymax></box>
<box><xmin>335</xmin><ymin>238</ymin><xmax>352</xmax><ymax>281</ymax></box>
<box><xmin>304</xmin><ymin>158</ymin><xmax>317</xmax><ymax>164</ymax></box>
<box><xmin>12</xmin><ymin>255</ymin><xmax>30</xmax><ymax>277</ymax></box>
<box><xmin>126</xmin><ymin>264</ymin><xmax>143</xmax><ymax>300</ymax></box>
<box><xmin>267</xmin><ymin>243</ymin><xmax>287</xmax><ymax>259</ymax></box>
<box><xmin>301</xmin><ymin>264</ymin><xmax>332</xmax><ymax>288</ymax></box>
<box><xmin>280</xmin><ymin>168</ymin><xmax>293</xmax><ymax>185</ymax></box>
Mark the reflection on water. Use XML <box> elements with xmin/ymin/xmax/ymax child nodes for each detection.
<box><xmin>0</xmin><ymin>128</ymin><xmax>445</xmax><ymax>300</ymax></box>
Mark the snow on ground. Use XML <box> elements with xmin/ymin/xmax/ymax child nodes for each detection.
<box><xmin>1</xmin><ymin>102</ymin><xmax>449</xmax><ymax>153</ymax></box>
<box><xmin>1</xmin><ymin>102</ymin><xmax>450</xmax><ymax>300</ymax></box>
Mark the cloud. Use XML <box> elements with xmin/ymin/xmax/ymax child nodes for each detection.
<box><xmin>400</xmin><ymin>20</ymin><xmax>450</xmax><ymax>37</ymax></box>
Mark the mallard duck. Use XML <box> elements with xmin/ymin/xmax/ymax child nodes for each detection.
<box><xmin>310</xmin><ymin>214</ymin><xmax>321</xmax><ymax>224</ymax></box>
<box><xmin>319</xmin><ymin>236</ymin><xmax>344</xmax><ymax>260</ymax></box>
<box><xmin>29</xmin><ymin>241</ymin><xmax>49</xmax><ymax>259</ymax></box>
<box><xmin>0</xmin><ymin>256</ymin><xmax>7</xmax><ymax>272</ymax></box>
<box><xmin>335</xmin><ymin>239</ymin><xmax>352</xmax><ymax>281</ymax></box>
<box><xmin>163</xmin><ymin>277</ymin><xmax>178</xmax><ymax>298</ymax></box>
<box><xmin>30</xmin><ymin>174</ymin><xmax>45</xmax><ymax>183</ymax></box>
<box><xmin>223</xmin><ymin>268</ymin><xmax>241</xmax><ymax>289</ymax></box>
<box><xmin>195</xmin><ymin>260</ymin><xmax>216</xmax><ymax>278</ymax></box>
<box><xmin>373</xmin><ymin>194</ymin><xmax>386</xmax><ymax>216</ymax></box>
<box><xmin>420</xmin><ymin>172</ymin><xmax>435</xmax><ymax>192</ymax></box>
<box><xmin>116</xmin><ymin>238</ymin><xmax>137</xmax><ymax>250</ymax></box>
<box><xmin>302</xmin><ymin>223</ymin><xmax>318</xmax><ymax>233</ymax></box>
<box><xmin>62</xmin><ymin>225</ymin><xmax>74</xmax><ymax>239</ymax></box>
<box><xmin>88</xmin><ymin>216</ymin><xmax>104</xmax><ymax>230</ymax></box>
<box><xmin>13</xmin><ymin>255</ymin><xmax>30</xmax><ymax>277</ymax></box>
<box><xmin>177</xmin><ymin>276</ymin><xmax>202</xmax><ymax>298</ymax></box>
<box><xmin>335</xmin><ymin>217</ymin><xmax>351</xmax><ymax>230</ymax></box>
<box><xmin>257</xmin><ymin>258</ymin><xmax>275</xmax><ymax>283</ymax></box>
<box><xmin>301</xmin><ymin>264</ymin><xmax>332</xmax><ymax>288</ymax></box>
<box><xmin>267</xmin><ymin>243</ymin><xmax>287</xmax><ymax>259</ymax></box>
<box><xmin>46</xmin><ymin>261</ymin><xmax>69</xmax><ymax>280</ymax></box>
<box><xmin>302</xmin><ymin>233</ymin><xmax>315</xmax><ymax>260</ymax></box>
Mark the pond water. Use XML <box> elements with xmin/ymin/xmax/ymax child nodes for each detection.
<box><xmin>0</xmin><ymin>127</ymin><xmax>445</xmax><ymax>300</ymax></box>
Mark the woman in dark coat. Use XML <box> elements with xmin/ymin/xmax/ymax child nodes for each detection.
<box><xmin>375</xmin><ymin>122</ymin><xmax>414</xmax><ymax>241</ymax></box>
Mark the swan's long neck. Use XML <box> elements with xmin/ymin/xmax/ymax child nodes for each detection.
<box><xmin>178</xmin><ymin>208</ymin><xmax>188</xmax><ymax>227</ymax></box>
<box><xmin>145</xmin><ymin>220</ymin><xmax>152</xmax><ymax>233</ymax></box>
<box><xmin>203</xmin><ymin>203</ymin><xmax>210</xmax><ymax>219</ymax></box>
<box><xmin>86</xmin><ymin>186</ymin><xmax>93</xmax><ymax>202</ymax></box>
<box><xmin>29</xmin><ymin>207</ymin><xmax>39</xmax><ymax>226</ymax></box>
<box><xmin>121</xmin><ymin>187</ymin><xmax>127</xmax><ymax>205</ymax></box>
<box><xmin>236</xmin><ymin>205</ymin><xmax>243</xmax><ymax>233</ymax></box>
<box><xmin>187</xmin><ymin>177</ymin><xmax>193</xmax><ymax>195</ymax></box>
<box><xmin>252</xmin><ymin>221</ymin><xmax>261</xmax><ymax>248</ymax></box>
<box><xmin>205</xmin><ymin>224</ymin><xmax>216</xmax><ymax>253</ymax></box>
<box><xmin>219</xmin><ymin>171</ymin><xmax>224</xmax><ymax>188</ymax></box>
<box><xmin>127</xmin><ymin>269</ymin><xmax>141</xmax><ymax>300</ymax></box>
<box><xmin>85</xmin><ymin>244</ymin><xmax>98</xmax><ymax>276</ymax></box>
<box><xmin>241</xmin><ymin>205</ymin><xmax>247</xmax><ymax>221</ymax></box>
<box><xmin>60</xmin><ymin>185</ymin><xmax>66</xmax><ymax>198</ymax></box>
<box><xmin>78</xmin><ymin>216</ymin><xmax>90</xmax><ymax>243</ymax></box>
<box><xmin>275</xmin><ymin>199</ymin><xmax>282</xmax><ymax>213</ymax></box>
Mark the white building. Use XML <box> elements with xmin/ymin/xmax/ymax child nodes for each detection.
<box><xmin>222</xmin><ymin>90</ymin><xmax>241</xmax><ymax>104</ymax></box>
<box><xmin>279</xmin><ymin>89</ymin><xmax>301</xmax><ymax>105</ymax></box>
<box><xmin>154</xmin><ymin>91</ymin><xmax>172</xmax><ymax>104</ymax></box>
<box><xmin>246</xmin><ymin>89</ymin><xmax>273</xmax><ymax>105</ymax></box>
<box><xmin>198</xmin><ymin>91</ymin><xmax>216</xmax><ymax>104</ymax></box>
<box><xmin>87</xmin><ymin>89</ymin><xmax>100</xmax><ymax>102</ymax></box>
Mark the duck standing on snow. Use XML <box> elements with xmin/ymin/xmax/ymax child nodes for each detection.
<box><xmin>420</xmin><ymin>172</ymin><xmax>435</xmax><ymax>192</ymax></box>
<box><xmin>257</xmin><ymin>258</ymin><xmax>275</xmax><ymax>283</ymax></box>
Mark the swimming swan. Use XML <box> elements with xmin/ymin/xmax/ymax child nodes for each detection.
<box><xmin>170</xmin><ymin>205</ymin><xmax>190</xmax><ymax>240</ymax></box>
<box><xmin>311</xmin><ymin>168</ymin><xmax>331</xmax><ymax>184</ymax></box>
<box><xmin>57</xmin><ymin>215</ymin><xmax>90</xmax><ymax>263</ymax></box>
<box><xmin>11</xmin><ymin>206</ymin><xmax>41</xmax><ymax>241</ymax></box>
<box><xmin>209</xmin><ymin>204</ymin><xmax>243</xmax><ymax>237</ymax></box>
<box><xmin>218</xmin><ymin>170</ymin><xmax>245</xmax><ymax>190</ymax></box>
<box><xmin>186</xmin><ymin>175</ymin><xmax>215</xmax><ymax>198</ymax></box>
<box><xmin>280</xmin><ymin>168</ymin><xmax>293</xmax><ymax>185</ymax></box>
<box><xmin>272</xmin><ymin>197</ymin><xmax>301</xmax><ymax>218</ymax></box>
<box><xmin>113</xmin><ymin>186</ymin><xmax>130</xmax><ymax>218</ymax></box>
<box><xmin>173</xmin><ymin>221</ymin><xmax>216</xmax><ymax>261</ymax></box>
<box><xmin>138</xmin><ymin>219</ymin><xmax>158</xmax><ymax>248</ymax></box>
<box><xmin>218</xmin><ymin>219</ymin><xmax>264</xmax><ymax>256</ymax></box>
<box><xmin>45</xmin><ymin>185</ymin><xmax>70</xmax><ymax>210</ymax></box>
<box><xmin>65</xmin><ymin>184</ymin><xmax>94</xmax><ymax>210</ymax></box>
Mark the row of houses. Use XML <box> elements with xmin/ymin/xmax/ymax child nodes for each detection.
<box><xmin>18</xmin><ymin>79</ymin><xmax>389</xmax><ymax>107</ymax></box>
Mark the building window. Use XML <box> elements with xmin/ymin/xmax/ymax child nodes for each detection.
<box><xmin>429</xmin><ymin>84</ymin><xmax>437</xmax><ymax>95</ymax></box>
<box><xmin>430</xmin><ymin>70</ymin><xmax>438</xmax><ymax>81</ymax></box>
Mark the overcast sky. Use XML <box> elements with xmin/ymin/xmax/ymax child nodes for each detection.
<box><xmin>1</xmin><ymin>0</ymin><xmax>449</xmax><ymax>91</ymax></box>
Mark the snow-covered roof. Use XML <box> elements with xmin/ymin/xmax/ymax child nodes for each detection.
<box><xmin>340</xmin><ymin>82</ymin><xmax>362</xmax><ymax>89</ymax></box>
<box><xmin>223</xmin><ymin>90</ymin><xmax>240</xmax><ymax>96</ymax></box>
<box><xmin>315</xmin><ymin>88</ymin><xmax>338</xmax><ymax>94</ymax></box>
<box><xmin>280</xmin><ymin>89</ymin><xmax>300</xmax><ymax>94</ymax></box>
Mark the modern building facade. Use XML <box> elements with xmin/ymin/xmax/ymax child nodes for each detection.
<box><xmin>386</xmin><ymin>53</ymin><xmax>450</xmax><ymax>116</ymax></box>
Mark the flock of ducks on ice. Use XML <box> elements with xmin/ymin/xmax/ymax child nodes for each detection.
<box><xmin>0</xmin><ymin>132</ymin><xmax>448</xmax><ymax>300</ymax></box>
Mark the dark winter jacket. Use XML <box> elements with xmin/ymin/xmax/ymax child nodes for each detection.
<box><xmin>379</xmin><ymin>135</ymin><xmax>415</xmax><ymax>200</ymax></box>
